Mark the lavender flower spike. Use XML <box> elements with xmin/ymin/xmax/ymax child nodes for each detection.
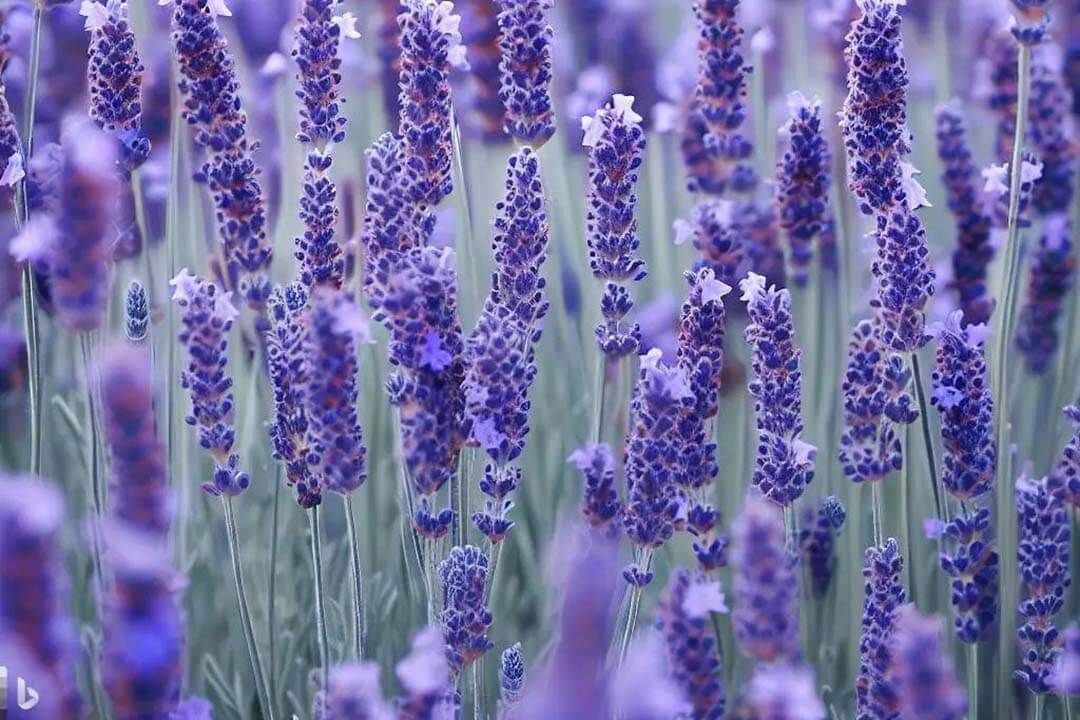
<box><xmin>499</xmin><ymin>643</ymin><xmax>525</xmax><ymax>708</ymax></box>
<box><xmin>459</xmin><ymin>0</ymin><xmax>504</xmax><ymax>141</ymax></box>
<box><xmin>1051</xmin><ymin>406</ymin><xmax>1080</xmax><ymax>509</ymax></box>
<box><xmin>1052</xmin><ymin>624</ymin><xmax>1080</xmax><ymax>695</ymax></box>
<box><xmin>171</xmin><ymin>268</ymin><xmax>249</xmax><ymax>496</ymax></box>
<box><xmin>777</xmin><ymin>92</ymin><xmax>832</xmax><ymax>287</ymax></box>
<box><xmin>677</xmin><ymin>266</ymin><xmax>730</xmax><ymax>422</ymax></box>
<box><xmin>396</xmin><ymin>626</ymin><xmax>459</xmax><ymax>720</ymax></box>
<box><xmin>741</xmin><ymin>272</ymin><xmax>815</xmax><ymax>506</ymax></box>
<box><xmin>1010</xmin><ymin>0</ymin><xmax>1052</xmax><ymax>45</ymax></box>
<box><xmin>438</xmin><ymin>545</ymin><xmax>493</xmax><ymax>675</ymax></box>
<box><xmin>733</xmin><ymin>496</ymin><xmax>800</xmax><ymax>664</ymax></box>
<box><xmin>674</xmin><ymin>200</ymin><xmax>743</xmax><ymax>288</ymax></box>
<box><xmin>890</xmin><ymin>607</ymin><xmax>969</xmax><ymax>720</ymax></box>
<box><xmin>856</xmin><ymin>538</ymin><xmax>906</xmax><ymax>720</ymax></box>
<box><xmin>125</xmin><ymin>280</ymin><xmax>150</xmax><ymax>343</ymax></box>
<box><xmin>799</xmin><ymin>496</ymin><xmax>846</xmax><ymax>597</ymax></box>
<box><xmin>656</xmin><ymin>569</ymin><xmax>727</xmax><ymax>720</ymax></box>
<box><xmin>101</xmin><ymin>343</ymin><xmax>172</xmax><ymax>535</ymax></box>
<box><xmin>320</xmin><ymin>662</ymin><xmax>394</xmax><ymax>720</ymax></box>
<box><xmin>742</xmin><ymin>663</ymin><xmax>827</xmax><ymax>720</ymax></box>
<box><xmin>495</xmin><ymin>0</ymin><xmax>555</xmax><ymax>146</ymax></box>
<box><xmin>570</xmin><ymin>442</ymin><xmax>621</xmax><ymax>534</ymax></box>
<box><xmin>0</xmin><ymin>476</ymin><xmax>83</xmax><ymax>718</ymax></box>
<box><xmin>172</xmin><ymin>0</ymin><xmax>272</xmax><ymax>309</ymax></box>
<box><xmin>871</xmin><ymin>205</ymin><xmax>937</xmax><ymax>352</ymax></box>
<box><xmin>0</xmin><ymin>31</ymin><xmax>23</xmax><ymax>193</ymax></box>
<box><xmin>583</xmin><ymin>94</ymin><xmax>647</xmax><ymax>358</ymax></box>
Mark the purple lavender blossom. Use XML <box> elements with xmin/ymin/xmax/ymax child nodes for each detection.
<box><xmin>740</xmin><ymin>197</ymin><xmax>788</xmax><ymax>292</ymax></box>
<box><xmin>777</xmin><ymin>93</ymin><xmax>832</xmax><ymax>287</ymax></box>
<box><xmin>570</xmin><ymin>442</ymin><xmax>622</xmax><ymax>534</ymax></box>
<box><xmin>1052</xmin><ymin>623</ymin><xmax>1080</xmax><ymax>695</ymax></box>
<box><xmin>741</xmin><ymin>273</ymin><xmax>815</xmax><ymax>506</ymax></box>
<box><xmin>1016</xmin><ymin>473</ymin><xmax>1071</xmax><ymax>693</ymax></box>
<box><xmin>0</xmin><ymin>30</ymin><xmax>22</xmax><ymax>194</ymax></box>
<box><xmin>986</xmin><ymin>31</ymin><xmax>1019</xmax><ymax>163</ymax></box>
<box><xmin>491</xmin><ymin>147</ymin><xmax>549</xmax><ymax>329</ymax></box>
<box><xmin>0</xmin><ymin>323</ymin><xmax>26</xmax><ymax>394</ymax></box>
<box><xmin>1051</xmin><ymin>406</ymin><xmax>1080</xmax><ymax>508</ymax></box>
<box><xmin>582</xmin><ymin>94</ymin><xmax>647</xmax><ymax>358</ymax></box>
<box><xmin>932</xmin><ymin>508</ymin><xmax>999</xmax><ymax>643</ymax></box>
<box><xmin>172</xmin><ymin>0</ymin><xmax>271</xmax><ymax>309</ymax></box>
<box><xmin>101</xmin><ymin>522</ymin><xmax>184</xmax><ymax>720</ymax></box>
<box><xmin>890</xmin><ymin>607</ymin><xmax>969</xmax><ymax>720</ymax></box>
<box><xmin>611</xmin><ymin>633</ymin><xmax>691</xmax><ymax>720</ymax></box>
<box><xmin>376</xmin><ymin>1</ymin><xmax>404</xmax><ymax>131</ymax></box>
<box><xmin>397</xmin><ymin>0</ymin><xmax>466</xmax><ymax>210</ymax></box>
<box><xmin>320</xmin><ymin>662</ymin><xmax>394</xmax><ymax>720</ymax></box>
<box><xmin>495</xmin><ymin>0</ymin><xmax>554</xmax><ymax>146</ymax></box>
<box><xmin>733</xmin><ymin>496</ymin><xmax>800</xmax><ymax>664</ymax></box>
<box><xmin>870</xmin><ymin>206</ymin><xmax>937</xmax><ymax>352</ymax></box>
<box><xmin>1010</xmin><ymin>0</ymin><xmax>1052</xmax><ymax>44</ymax></box>
<box><xmin>395</xmin><ymin>626</ymin><xmax>459</xmax><ymax>720</ymax></box>
<box><xmin>856</xmin><ymin>538</ymin><xmax>906</xmax><ymax>720</ymax></box>
<box><xmin>172</xmin><ymin>697</ymin><xmax>214</xmax><ymax>720</ymax></box>
<box><xmin>438</xmin><ymin>545</ymin><xmax>493</xmax><ymax>674</ymax></box>
<box><xmin>674</xmin><ymin>200</ymin><xmax>743</xmax><ymax>288</ymax></box>
<box><xmin>935</xmin><ymin>101</ymin><xmax>995</xmax><ymax>325</ymax></box>
<box><xmin>266</xmin><ymin>283</ymin><xmax>318</xmax><ymax>507</ymax></box>
<box><xmin>171</xmin><ymin>268</ymin><xmax>249</xmax><ymax>497</ymax></box>
<box><xmin>459</xmin><ymin>0</ymin><xmax>504</xmax><ymax>142</ymax></box>
<box><xmin>499</xmin><ymin>642</ymin><xmax>525</xmax><ymax>708</ymax></box>
<box><xmin>0</xmin><ymin>476</ymin><xmax>82</xmax><ymax>718</ymax></box>
<box><xmin>305</xmin><ymin>287</ymin><xmax>371</xmax><ymax>496</ymax></box>
<box><xmin>125</xmin><ymin>279</ymin><xmax>149</xmax><ymax>342</ymax></box>
<box><xmin>656</xmin><ymin>569</ymin><xmax>727</xmax><ymax>720</ymax></box>
<box><xmin>101</xmin><ymin>343</ymin><xmax>172</xmax><ymax>535</ymax></box>
<box><xmin>740</xmin><ymin>663</ymin><xmax>827</xmax><ymax>720</ymax></box>
<box><xmin>799</xmin><ymin>496</ymin><xmax>846</xmax><ymax>596</ymax></box>
<box><xmin>676</xmin><ymin>267</ymin><xmax>730</xmax><ymax>421</ymax></box>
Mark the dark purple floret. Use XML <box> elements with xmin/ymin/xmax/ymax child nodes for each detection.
<box><xmin>293</xmin><ymin>0</ymin><xmax>347</xmax><ymax>147</ymax></box>
<box><xmin>1027</xmin><ymin>60</ymin><xmax>1075</xmax><ymax>217</ymax></box>
<box><xmin>172</xmin><ymin>0</ymin><xmax>271</xmax><ymax>309</ymax></box>
<box><xmin>459</xmin><ymin>0</ymin><xmax>505</xmax><ymax>142</ymax></box>
<box><xmin>171</xmin><ymin>269</ymin><xmax>249</xmax><ymax>497</ymax></box>
<box><xmin>733</xmin><ymin>497</ymin><xmax>799</xmax><ymax>664</ymax></box>
<box><xmin>777</xmin><ymin>93</ymin><xmax>832</xmax><ymax>287</ymax></box>
<box><xmin>570</xmin><ymin>442</ymin><xmax>622</xmax><ymax>534</ymax></box>
<box><xmin>125</xmin><ymin>279</ymin><xmax>149</xmax><ymax>342</ymax></box>
<box><xmin>656</xmin><ymin>569</ymin><xmax>727</xmax><ymax>720</ymax></box>
<box><xmin>675</xmin><ymin>200</ymin><xmax>742</xmax><ymax>289</ymax></box>
<box><xmin>932</xmin><ymin>508</ymin><xmax>999</xmax><ymax>643</ymax></box>
<box><xmin>741</xmin><ymin>273</ymin><xmax>815</xmax><ymax>507</ymax></box>
<box><xmin>101</xmin><ymin>523</ymin><xmax>184</xmax><ymax>720</ymax></box>
<box><xmin>439</xmin><ymin>545</ymin><xmax>493</xmax><ymax>674</ymax></box>
<box><xmin>799</xmin><ymin>496</ymin><xmax>846</xmax><ymax>596</ymax></box>
<box><xmin>491</xmin><ymin>147</ymin><xmax>549</xmax><ymax>329</ymax></box>
<box><xmin>376</xmin><ymin>1</ymin><xmax>404</xmax><ymax>131</ymax></box>
<box><xmin>495</xmin><ymin>0</ymin><xmax>555</xmax><ymax>146</ymax></box>
<box><xmin>1051</xmin><ymin>406</ymin><xmax>1080</xmax><ymax>508</ymax></box>
<box><xmin>320</xmin><ymin>662</ymin><xmax>393</xmax><ymax>719</ymax></box>
<box><xmin>1010</xmin><ymin>1</ymin><xmax>1052</xmax><ymax>45</ymax></box>
<box><xmin>0</xmin><ymin>476</ymin><xmax>83</xmax><ymax>719</ymax></box>
<box><xmin>676</xmin><ymin>267</ymin><xmax>730</xmax><ymax>422</ymax></box>
<box><xmin>870</xmin><ymin>206</ymin><xmax>936</xmax><ymax>352</ymax></box>
<box><xmin>739</xmin><ymin>198</ymin><xmax>787</xmax><ymax>291</ymax></box>
<box><xmin>395</xmin><ymin>626</ymin><xmax>459</xmax><ymax>720</ymax></box>
<box><xmin>986</xmin><ymin>31</ymin><xmax>1019</xmax><ymax>163</ymax></box>
<box><xmin>1016</xmin><ymin>473</ymin><xmax>1071</xmax><ymax>693</ymax></box>
<box><xmin>856</xmin><ymin>538</ymin><xmax>906</xmax><ymax>720</ymax></box>
<box><xmin>890</xmin><ymin>608</ymin><xmax>968</xmax><ymax>720</ymax></box>
<box><xmin>101</xmin><ymin>343</ymin><xmax>172</xmax><ymax>535</ymax></box>
<box><xmin>0</xmin><ymin>30</ymin><xmax>22</xmax><ymax>198</ymax></box>
<box><xmin>498</xmin><ymin>642</ymin><xmax>525</xmax><ymax>707</ymax></box>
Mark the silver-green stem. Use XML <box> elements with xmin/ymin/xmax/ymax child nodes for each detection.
<box><xmin>591</xmin><ymin>356</ymin><xmax>609</xmax><ymax>444</ymax></box>
<box><xmin>968</xmin><ymin>642</ymin><xmax>978</xmax><ymax>720</ymax></box>
<box><xmin>343</xmin><ymin>494</ymin><xmax>365</xmax><ymax>659</ymax></box>
<box><xmin>909</xmin><ymin>352</ymin><xmax>945</xmax><ymax>521</ymax></box>
<box><xmin>267</xmin><ymin>467</ymin><xmax>281</xmax><ymax>707</ymax></box>
<box><xmin>129</xmin><ymin>167</ymin><xmax>158</xmax><ymax>303</ymax></box>
<box><xmin>871</xmin><ymin>481</ymin><xmax>883</xmax><ymax>548</ymax></box>
<box><xmin>616</xmin><ymin>550</ymin><xmax>651</xmax><ymax>668</ymax></box>
<box><xmin>309</xmin><ymin>506</ymin><xmax>329</xmax><ymax>714</ymax></box>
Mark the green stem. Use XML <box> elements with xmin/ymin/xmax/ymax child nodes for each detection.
<box><xmin>968</xmin><ymin>643</ymin><xmax>978</xmax><ymax>720</ymax></box>
<box><xmin>309</xmin><ymin>506</ymin><xmax>329</xmax><ymax>714</ymax></box>
<box><xmin>222</xmin><ymin>496</ymin><xmax>275</xmax><ymax>720</ymax></box>
<box><xmin>615</xmin><ymin>550</ymin><xmax>651</xmax><ymax>668</ymax></box>
<box><xmin>1035</xmin><ymin>694</ymin><xmax>1044</xmax><ymax>720</ymax></box>
<box><xmin>910</xmin><ymin>352</ymin><xmax>945</xmax><ymax>521</ymax></box>
<box><xmin>591</xmin><ymin>356</ymin><xmax>609</xmax><ymax>444</ymax></box>
<box><xmin>79</xmin><ymin>334</ymin><xmax>104</xmax><ymax>518</ymax></box>
<box><xmin>871</xmin><ymin>481</ymin><xmax>883</xmax><ymax>548</ymax></box>
<box><xmin>267</xmin><ymin>468</ymin><xmax>281</xmax><ymax>708</ymax></box>
<box><xmin>343</xmin><ymin>494</ymin><xmax>365</xmax><ymax>659</ymax></box>
<box><xmin>129</xmin><ymin>167</ymin><xmax>158</xmax><ymax>303</ymax></box>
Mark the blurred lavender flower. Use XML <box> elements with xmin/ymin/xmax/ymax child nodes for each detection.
<box><xmin>1053</xmin><ymin>623</ymin><xmax>1080</xmax><ymax>695</ymax></box>
<box><xmin>935</xmin><ymin>101</ymin><xmax>995</xmax><ymax>325</ymax></box>
<box><xmin>171</xmin><ymin>697</ymin><xmax>214</xmax><ymax>719</ymax></box>
<box><xmin>611</xmin><ymin>633</ymin><xmax>690</xmax><ymax>720</ymax></box>
<box><xmin>1016</xmin><ymin>473</ymin><xmax>1071</xmax><ymax>692</ymax></box>
<box><xmin>499</xmin><ymin>642</ymin><xmax>525</xmax><ymax>708</ymax></box>
<box><xmin>305</xmin><ymin>288</ymin><xmax>371</xmax><ymax>496</ymax></box>
<box><xmin>740</xmin><ymin>663</ymin><xmax>826</xmax><ymax>720</ymax></box>
<box><xmin>932</xmin><ymin>508</ymin><xmax>999</xmax><ymax>643</ymax></box>
<box><xmin>733</xmin><ymin>496</ymin><xmax>800</xmax><ymax>664</ymax></box>
<box><xmin>0</xmin><ymin>27</ymin><xmax>23</xmax><ymax>194</ymax></box>
<box><xmin>172</xmin><ymin>0</ymin><xmax>271</xmax><ymax>309</ymax></box>
<box><xmin>655</xmin><ymin>569</ymin><xmax>727</xmax><ymax>720</ymax></box>
<box><xmin>799</xmin><ymin>496</ymin><xmax>845</xmax><ymax>596</ymax></box>
<box><xmin>491</xmin><ymin>147</ymin><xmax>549</xmax><ymax>328</ymax></box>
<box><xmin>856</xmin><ymin>538</ymin><xmax>906</xmax><ymax>720</ymax></box>
<box><xmin>125</xmin><ymin>279</ymin><xmax>149</xmax><ymax>342</ymax></box>
<box><xmin>375</xmin><ymin>1</ymin><xmax>404</xmax><ymax>131</ymax></box>
<box><xmin>0</xmin><ymin>323</ymin><xmax>26</xmax><ymax>394</ymax></box>
<box><xmin>171</xmin><ymin>268</ymin><xmax>249</xmax><ymax>497</ymax></box>
<box><xmin>101</xmin><ymin>522</ymin><xmax>184</xmax><ymax>720</ymax></box>
<box><xmin>320</xmin><ymin>662</ymin><xmax>394</xmax><ymax>720</ymax></box>
<box><xmin>740</xmin><ymin>196</ymin><xmax>787</xmax><ymax>291</ymax></box>
<box><xmin>675</xmin><ymin>200</ymin><xmax>742</xmax><ymax>288</ymax></box>
<box><xmin>0</xmin><ymin>476</ymin><xmax>82</xmax><ymax>718</ymax></box>
<box><xmin>582</xmin><ymin>93</ymin><xmax>647</xmax><ymax>352</ymax></box>
<box><xmin>1051</xmin><ymin>406</ymin><xmax>1080</xmax><ymax>508</ymax></box>
<box><xmin>570</xmin><ymin>442</ymin><xmax>622</xmax><ymax>534</ymax></box>
<box><xmin>741</xmin><ymin>273</ymin><xmax>815</xmax><ymax>506</ymax></box>
<box><xmin>777</xmin><ymin>92</ymin><xmax>832</xmax><ymax>287</ymax></box>
<box><xmin>1010</xmin><ymin>0</ymin><xmax>1052</xmax><ymax>44</ymax></box>
<box><xmin>101</xmin><ymin>343</ymin><xmax>171</xmax><ymax>535</ymax></box>
<box><xmin>890</xmin><ymin>607</ymin><xmax>968</xmax><ymax>720</ymax></box>
<box><xmin>458</xmin><ymin>0</ymin><xmax>504</xmax><ymax>141</ymax></box>
<box><xmin>396</xmin><ymin>626</ymin><xmax>459</xmax><ymax>720</ymax></box>
<box><xmin>495</xmin><ymin>0</ymin><xmax>554</xmax><ymax>146</ymax></box>
<box><xmin>986</xmin><ymin>31</ymin><xmax>1019</xmax><ymax>162</ymax></box>
<box><xmin>439</xmin><ymin>545</ymin><xmax>493</xmax><ymax>674</ymax></box>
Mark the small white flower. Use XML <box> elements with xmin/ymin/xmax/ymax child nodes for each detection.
<box><xmin>739</xmin><ymin>271</ymin><xmax>768</xmax><ymax>304</ymax></box>
<box><xmin>580</xmin><ymin>113</ymin><xmax>603</xmax><ymax>149</ymax></box>
<box><xmin>672</xmin><ymin>218</ymin><xmax>694</xmax><ymax>247</ymax></box>
<box><xmin>0</xmin><ymin>152</ymin><xmax>24</xmax><ymax>187</ymax></box>
<box><xmin>640</xmin><ymin>347</ymin><xmax>664</xmax><ymax>371</ymax></box>
<box><xmin>9</xmin><ymin>216</ymin><xmax>56</xmax><ymax>263</ymax></box>
<box><xmin>79</xmin><ymin>0</ymin><xmax>109</xmax><ymax>31</ymax></box>
<box><xmin>699</xmin><ymin>270</ymin><xmax>732</xmax><ymax>305</ymax></box>
<box><xmin>682</xmin><ymin>579</ymin><xmax>728</xmax><ymax>619</ymax></box>
<box><xmin>792</xmin><ymin>438</ymin><xmax>817</xmax><ymax>466</ymax></box>
<box><xmin>1021</xmin><ymin>158</ymin><xmax>1044</xmax><ymax>184</ymax></box>
<box><xmin>208</xmin><ymin>0</ymin><xmax>232</xmax><ymax>17</ymax></box>
<box><xmin>260</xmin><ymin>52</ymin><xmax>288</xmax><ymax>79</ymax></box>
<box><xmin>981</xmin><ymin>163</ymin><xmax>1009</xmax><ymax>196</ymax></box>
<box><xmin>786</xmin><ymin>90</ymin><xmax>820</xmax><ymax>116</ymax></box>
<box><xmin>611</xmin><ymin>94</ymin><xmax>642</xmax><ymax>125</ymax></box>
<box><xmin>169</xmin><ymin>267</ymin><xmax>200</xmax><ymax>303</ymax></box>
<box><xmin>900</xmin><ymin>161</ymin><xmax>932</xmax><ymax>210</ymax></box>
<box><xmin>213</xmin><ymin>292</ymin><xmax>240</xmax><ymax>324</ymax></box>
<box><xmin>332</xmin><ymin>12</ymin><xmax>362</xmax><ymax>39</ymax></box>
<box><xmin>750</xmin><ymin>26</ymin><xmax>775</xmax><ymax>54</ymax></box>
<box><xmin>331</xmin><ymin>299</ymin><xmax>376</xmax><ymax>344</ymax></box>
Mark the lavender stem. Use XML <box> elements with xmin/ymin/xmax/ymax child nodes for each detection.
<box><xmin>909</xmin><ymin>352</ymin><xmax>945</xmax><ymax>521</ymax></box>
<box><xmin>344</xmin><ymin>494</ymin><xmax>365</xmax><ymax>659</ymax></box>
<box><xmin>309</xmin><ymin>506</ymin><xmax>329</xmax><ymax>713</ymax></box>
<box><xmin>129</xmin><ymin>167</ymin><xmax>158</xmax><ymax>304</ymax></box>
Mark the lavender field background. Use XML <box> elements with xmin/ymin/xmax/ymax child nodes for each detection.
<box><xmin>1</xmin><ymin>0</ymin><xmax>1079</xmax><ymax>718</ymax></box>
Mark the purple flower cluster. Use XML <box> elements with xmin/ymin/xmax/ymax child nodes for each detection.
<box><xmin>376</xmin><ymin>1</ymin><xmax>404</xmax><ymax>131</ymax></box>
<box><xmin>676</xmin><ymin>267</ymin><xmax>729</xmax><ymax>421</ymax></box>
<box><xmin>459</xmin><ymin>0</ymin><xmax>504</xmax><ymax>142</ymax></box>
<box><xmin>101</xmin><ymin>344</ymin><xmax>171</xmax><ymax>535</ymax></box>
<box><xmin>0</xmin><ymin>30</ymin><xmax>21</xmax><ymax>195</ymax></box>
<box><xmin>1010</xmin><ymin>0</ymin><xmax>1052</xmax><ymax>45</ymax></box>
<box><xmin>799</xmin><ymin>496</ymin><xmax>846</xmax><ymax>597</ymax></box>
<box><xmin>172</xmin><ymin>0</ymin><xmax>271</xmax><ymax>309</ymax></box>
<box><xmin>583</xmin><ymin>94</ymin><xmax>647</xmax><ymax>357</ymax></box>
<box><xmin>856</xmin><ymin>539</ymin><xmax>906</xmax><ymax>720</ymax></box>
<box><xmin>675</xmin><ymin>200</ymin><xmax>742</xmax><ymax>287</ymax></box>
<box><xmin>733</xmin><ymin>497</ymin><xmax>800</xmax><ymax>664</ymax></box>
<box><xmin>688</xmin><ymin>0</ymin><xmax>755</xmax><ymax>196</ymax></box>
<box><xmin>935</xmin><ymin>102</ymin><xmax>994</xmax><ymax>325</ymax></box>
<box><xmin>1015</xmin><ymin>473</ymin><xmax>1071</xmax><ymax>693</ymax></box>
<box><xmin>171</xmin><ymin>268</ymin><xmax>249</xmax><ymax>497</ymax></box>
<box><xmin>0</xmin><ymin>476</ymin><xmax>82</xmax><ymax>719</ymax></box>
<box><xmin>1053</xmin><ymin>623</ymin><xmax>1080</xmax><ymax>695</ymax></box>
<box><xmin>777</xmin><ymin>93</ymin><xmax>832</xmax><ymax>287</ymax></box>
<box><xmin>125</xmin><ymin>279</ymin><xmax>149</xmax><ymax>342</ymax></box>
<box><xmin>656</xmin><ymin>569</ymin><xmax>727</xmax><ymax>720</ymax></box>
<box><xmin>890</xmin><ymin>608</ymin><xmax>968</xmax><ymax>720</ymax></box>
<box><xmin>491</xmin><ymin>147</ymin><xmax>549</xmax><ymax>328</ymax></box>
<box><xmin>739</xmin><ymin>199</ymin><xmax>788</xmax><ymax>290</ymax></box>
<box><xmin>320</xmin><ymin>663</ymin><xmax>394</xmax><ymax>720</ymax></box>
<box><xmin>101</xmin><ymin>523</ymin><xmax>184</xmax><ymax>720</ymax></box>
<box><xmin>741</xmin><ymin>664</ymin><xmax>826</xmax><ymax>720</ymax></box>
<box><xmin>870</xmin><ymin>206</ymin><xmax>937</xmax><ymax>352</ymax></box>
<box><xmin>395</xmin><ymin>626</ymin><xmax>459</xmax><ymax>720</ymax></box>
<box><xmin>438</xmin><ymin>545</ymin><xmax>493</xmax><ymax>674</ymax></box>
<box><xmin>499</xmin><ymin>642</ymin><xmax>525</xmax><ymax>707</ymax></box>
<box><xmin>1051</xmin><ymin>406</ymin><xmax>1080</xmax><ymax>508</ymax></box>
<box><xmin>931</xmin><ymin>508</ymin><xmax>999</xmax><ymax>643</ymax></box>
<box><xmin>570</xmin><ymin>442</ymin><xmax>621</xmax><ymax>534</ymax></box>
<box><xmin>495</xmin><ymin>0</ymin><xmax>555</xmax><ymax>146</ymax></box>
<box><xmin>741</xmin><ymin>273</ymin><xmax>815</xmax><ymax>506</ymax></box>
<box><xmin>986</xmin><ymin>32</ymin><xmax>1019</xmax><ymax>163</ymax></box>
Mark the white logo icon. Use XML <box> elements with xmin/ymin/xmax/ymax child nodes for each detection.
<box><xmin>16</xmin><ymin>677</ymin><xmax>38</xmax><ymax>710</ymax></box>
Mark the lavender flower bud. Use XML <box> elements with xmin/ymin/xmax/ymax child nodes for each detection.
<box><xmin>172</xmin><ymin>0</ymin><xmax>271</xmax><ymax>309</ymax></box>
<box><xmin>495</xmin><ymin>0</ymin><xmax>555</xmax><ymax>146</ymax></box>
<box><xmin>569</xmin><ymin>442</ymin><xmax>622</xmax><ymax>534</ymax></box>
<box><xmin>320</xmin><ymin>662</ymin><xmax>394</xmax><ymax>720</ymax></box>
<box><xmin>741</xmin><ymin>273</ymin><xmax>815</xmax><ymax>506</ymax></box>
<box><xmin>170</xmin><ymin>268</ymin><xmax>249</xmax><ymax>497</ymax></box>
<box><xmin>101</xmin><ymin>522</ymin><xmax>184</xmax><ymax>720</ymax></box>
<box><xmin>101</xmin><ymin>343</ymin><xmax>172</xmax><ymax>535</ymax></box>
<box><xmin>1010</xmin><ymin>0</ymin><xmax>1052</xmax><ymax>45</ymax></box>
<box><xmin>890</xmin><ymin>607</ymin><xmax>969</xmax><ymax>720</ymax></box>
<box><xmin>398</xmin><ymin>0</ymin><xmax>466</xmax><ymax>209</ymax></box>
<box><xmin>1051</xmin><ymin>405</ymin><xmax>1080</xmax><ymax>508</ymax></box>
<box><xmin>0</xmin><ymin>476</ymin><xmax>82</xmax><ymax>718</ymax></box>
<box><xmin>733</xmin><ymin>497</ymin><xmax>800</xmax><ymax>664</ymax></box>
<box><xmin>492</xmin><ymin>147</ymin><xmax>550</xmax><ymax>329</ymax></box>
<box><xmin>799</xmin><ymin>496</ymin><xmax>846</xmax><ymax>596</ymax></box>
<box><xmin>656</xmin><ymin>569</ymin><xmax>727</xmax><ymax>720</ymax></box>
<box><xmin>459</xmin><ymin>0</ymin><xmax>504</xmax><ymax>141</ymax></box>
<box><xmin>439</xmin><ymin>545</ymin><xmax>493</xmax><ymax>674</ymax></box>
<box><xmin>741</xmin><ymin>663</ymin><xmax>827</xmax><ymax>720</ymax></box>
<box><xmin>125</xmin><ymin>279</ymin><xmax>150</xmax><ymax>342</ymax></box>
<box><xmin>0</xmin><ymin>31</ymin><xmax>23</xmax><ymax>195</ymax></box>
<box><xmin>1015</xmin><ymin>217</ymin><xmax>1074</xmax><ymax>374</ymax></box>
<box><xmin>856</xmin><ymin>539</ymin><xmax>906</xmax><ymax>720</ymax></box>
<box><xmin>777</xmin><ymin>93</ymin><xmax>832</xmax><ymax>287</ymax></box>
<box><xmin>395</xmin><ymin>626</ymin><xmax>459</xmax><ymax>720</ymax></box>
<box><xmin>499</xmin><ymin>642</ymin><xmax>525</xmax><ymax>707</ymax></box>
<box><xmin>675</xmin><ymin>200</ymin><xmax>743</xmax><ymax>288</ymax></box>
<box><xmin>677</xmin><ymin>267</ymin><xmax>730</xmax><ymax>421</ymax></box>
<box><xmin>1052</xmin><ymin>623</ymin><xmax>1080</xmax><ymax>695</ymax></box>
<box><xmin>935</xmin><ymin>101</ymin><xmax>995</xmax><ymax>325</ymax></box>
<box><xmin>870</xmin><ymin>206</ymin><xmax>936</xmax><ymax>352</ymax></box>
<box><xmin>934</xmin><ymin>508</ymin><xmax>999</xmax><ymax>643</ymax></box>
<box><xmin>1016</xmin><ymin>473</ymin><xmax>1071</xmax><ymax>693</ymax></box>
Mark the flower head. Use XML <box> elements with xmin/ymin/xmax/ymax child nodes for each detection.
<box><xmin>125</xmin><ymin>280</ymin><xmax>150</xmax><ymax>343</ymax></box>
<box><xmin>320</xmin><ymin>662</ymin><xmax>394</xmax><ymax>720</ymax></box>
<box><xmin>458</xmin><ymin>0</ymin><xmax>505</xmax><ymax>141</ymax></box>
<box><xmin>570</xmin><ymin>442</ymin><xmax>622</xmax><ymax>533</ymax></box>
<box><xmin>396</xmin><ymin>626</ymin><xmax>459</xmax><ymax>720</ymax></box>
<box><xmin>777</xmin><ymin>93</ymin><xmax>832</xmax><ymax>287</ymax></box>
<box><xmin>742</xmin><ymin>663</ymin><xmax>826</xmax><ymax>720</ymax></box>
<box><xmin>499</xmin><ymin>642</ymin><xmax>526</xmax><ymax>707</ymax></box>
<box><xmin>870</xmin><ymin>206</ymin><xmax>936</xmax><ymax>352</ymax></box>
<box><xmin>890</xmin><ymin>607</ymin><xmax>969</xmax><ymax>720</ymax></box>
<box><xmin>656</xmin><ymin>569</ymin><xmax>726</xmax><ymax>720</ymax></box>
<box><xmin>799</xmin><ymin>496</ymin><xmax>846</xmax><ymax>596</ymax></box>
<box><xmin>677</xmin><ymin>200</ymin><xmax>743</xmax><ymax>287</ymax></box>
<box><xmin>677</xmin><ymin>267</ymin><xmax>729</xmax><ymax>421</ymax></box>
<box><xmin>934</xmin><ymin>508</ymin><xmax>999</xmax><ymax>643</ymax></box>
<box><xmin>439</xmin><ymin>545</ymin><xmax>493</xmax><ymax>674</ymax></box>
<box><xmin>856</xmin><ymin>538</ymin><xmax>906</xmax><ymax>720</ymax></box>
<box><xmin>491</xmin><ymin>147</ymin><xmax>550</xmax><ymax>329</ymax></box>
<box><xmin>495</xmin><ymin>0</ymin><xmax>555</xmax><ymax>146</ymax></box>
